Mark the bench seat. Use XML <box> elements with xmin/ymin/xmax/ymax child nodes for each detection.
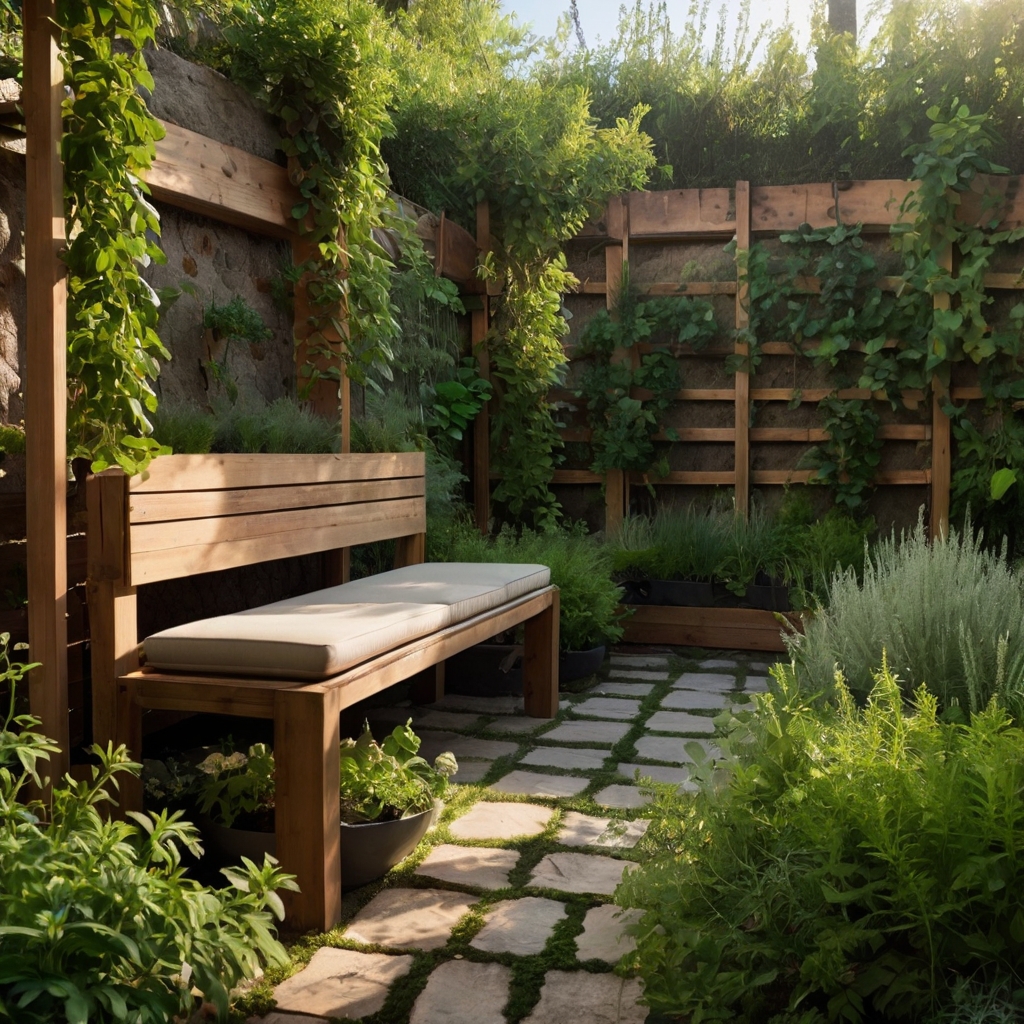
<box><xmin>143</xmin><ymin>563</ymin><xmax>550</xmax><ymax>680</ymax></box>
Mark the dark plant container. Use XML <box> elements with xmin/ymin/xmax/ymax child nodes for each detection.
<box><xmin>198</xmin><ymin>807</ymin><xmax>435</xmax><ymax>890</ymax></box>
<box><xmin>712</xmin><ymin>580</ymin><xmax>745</xmax><ymax>608</ymax></box>
<box><xmin>446</xmin><ymin>643</ymin><xmax>523</xmax><ymax>696</ymax></box>
<box><xmin>649</xmin><ymin>579</ymin><xmax>715</xmax><ymax>607</ymax></box>
<box><xmin>619</xmin><ymin>579</ymin><xmax>655</xmax><ymax>605</ymax></box>
<box><xmin>559</xmin><ymin>645</ymin><xmax>606</xmax><ymax>682</ymax></box>
<box><xmin>340</xmin><ymin>808</ymin><xmax>434</xmax><ymax>889</ymax></box>
<box><xmin>743</xmin><ymin>574</ymin><xmax>792</xmax><ymax>612</ymax></box>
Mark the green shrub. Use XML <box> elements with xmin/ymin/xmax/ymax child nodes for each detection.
<box><xmin>150</xmin><ymin>402</ymin><xmax>216</xmax><ymax>454</ymax></box>
<box><xmin>0</xmin><ymin>425</ymin><xmax>25</xmax><ymax>455</ymax></box>
<box><xmin>0</xmin><ymin>640</ymin><xmax>295</xmax><ymax>1024</ymax></box>
<box><xmin>438</xmin><ymin>521</ymin><xmax>625</xmax><ymax>651</ymax></box>
<box><xmin>617</xmin><ymin>661</ymin><xmax>1024</xmax><ymax>1024</ymax></box>
<box><xmin>789</xmin><ymin>516</ymin><xmax>1024</xmax><ymax>716</ymax></box>
<box><xmin>213</xmin><ymin>396</ymin><xmax>339</xmax><ymax>454</ymax></box>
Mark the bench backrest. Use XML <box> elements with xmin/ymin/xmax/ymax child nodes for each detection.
<box><xmin>88</xmin><ymin>452</ymin><xmax>426</xmax><ymax>587</ymax></box>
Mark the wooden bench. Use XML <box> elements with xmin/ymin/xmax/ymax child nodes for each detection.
<box><xmin>87</xmin><ymin>452</ymin><xmax>559</xmax><ymax>932</ymax></box>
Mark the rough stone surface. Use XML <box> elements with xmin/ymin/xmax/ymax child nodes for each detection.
<box><xmin>433</xmin><ymin>694</ymin><xmax>524</xmax><ymax>715</ymax></box>
<box><xmin>417</xmin><ymin>731</ymin><xmax>518</xmax><ymax>762</ymax></box>
<box><xmin>410</xmin><ymin>960</ymin><xmax>511</xmax><ymax>1024</ymax></box>
<box><xmin>698</xmin><ymin>659</ymin><xmax>738</xmax><ymax>669</ymax></box>
<box><xmin>523</xmin><ymin>970</ymin><xmax>647</xmax><ymax>1024</ymax></box>
<box><xmin>520</xmin><ymin>747</ymin><xmax>608</xmax><ymax>771</ymax></box>
<box><xmin>449</xmin><ymin>801</ymin><xmax>554</xmax><ymax>840</ymax></box>
<box><xmin>558</xmin><ymin>812</ymin><xmax>650</xmax><ymax>849</ymax></box>
<box><xmin>634</xmin><ymin>736</ymin><xmax>719</xmax><ymax>764</ymax></box>
<box><xmin>484</xmin><ymin>716</ymin><xmax>547</xmax><ymax>734</ymax></box>
<box><xmin>588</xmin><ymin>682</ymin><xmax>655</xmax><ymax>697</ymax></box>
<box><xmin>573</xmin><ymin>697</ymin><xmax>642</xmax><ymax>721</ymax></box>
<box><xmin>415</xmin><ymin>844</ymin><xmax>519</xmax><ymax>889</ymax></box>
<box><xmin>529</xmin><ymin>852</ymin><xmax>634</xmax><ymax>895</ymax></box>
<box><xmin>415</xmin><ymin>710</ymin><xmax>481</xmax><ymax>731</ymax></box>
<box><xmin>610</xmin><ymin>655</ymin><xmax>667</xmax><ymax>671</ymax></box>
<box><xmin>345</xmin><ymin>888</ymin><xmax>477</xmax><ymax>950</ymax></box>
<box><xmin>453</xmin><ymin>760</ymin><xmax>492</xmax><ymax>784</ymax></box>
<box><xmin>746</xmin><ymin>675</ymin><xmax>771</xmax><ymax>691</ymax></box>
<box><xmin>490</xmin><ymin>771</ymin><xmax>589</xmax><ymax>799</ymax></box>
<box><xmin>672</xmin><ymin>673</ymin><xmax>736</xmax><ymax>692</ymax></box>
<box><xmin>251</xmin><ymin>1014</ymin><xmax>324</xmax><ymax>1024</ymax></box>
<box><xmin>645</xmin><ymin>710</ymin><xmax>716</xmax><ymax>734</ymax></box>
<box><xmin>661</xmin><ymin>688</ymin><xmax>730</xmax><ymax>710</ymax></box>
<box><xmin>611</xmin><ymin>669</ymin><xmax>668</xmax><ymax>681</ymax></box>
<box><xmin>593</xmin><ymin>784</ymin><xmax>649</xmax><ymax>809</ymax></box>
<box><xmin>618</xmin><ymin>763</ymin><xmax>693</xmax><ymax>786</ymax></box>
<box><xmin>271</xmin><ymin>947</ymin><xmax>412</xmax><ymax>1020</ymax></box>
<box><xmin>470</xmin><ymin>897</ymin><xmax>567</xmax><ymax>955</ymax></box>
<box><xmin>541</xmin><ymin>721</ymin><xmax>630</xmax><ymax>745</ymax></box>
<box><xmin>575</xmin><ymin>905</ymin><xmax>643</xmax><ymax>963</ymax></box>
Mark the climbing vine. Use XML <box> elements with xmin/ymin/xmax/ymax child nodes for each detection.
<box><xmin>576</xmin><ymin>265</ymin><xmax>716</xmax><ymax>476</ymax></box>
<box><xmin>59</xmin><ymin>0</ymin><xmax>169</xmax><ymax>473</ymax></box>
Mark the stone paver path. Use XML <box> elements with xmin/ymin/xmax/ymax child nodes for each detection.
<box><xmin>255</xmin><ymin>649</ymin><xmax>774</xmax><ymax>1024</ymax></box>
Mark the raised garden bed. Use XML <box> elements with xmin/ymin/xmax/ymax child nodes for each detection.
<box><xmin>619</xmin><ymin>603</ymin><xmax>802</xmax><ymax>652</ymax></box>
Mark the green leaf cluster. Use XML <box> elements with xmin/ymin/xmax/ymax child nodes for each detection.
<box><xmin>618</xmin><ymin>661</ymin><xmax>1024</xmax><ymax>1023</ymax></box>
<box><xmin>576</xmin><ymin>265</ymin><xmax>716</xmax><ymax>474</ymax></box>
<box><xmin>0</xmin><ymin>636</ymin><xmax>295</xmax><ymax>1024</ymax></box>
<box><xmin>425</xmin><ymin>359</ymin><xmax>492</xmax><ymax>441</ymax></box>
<box><xmin>195</xmin><ymin>743</ymin><xmax>276</xmax><ymax>829</ymax></box>
<box><xmin>339</xmin><ymin>721</ymin><xmax>456</xmax><ymax>824</ymax></box>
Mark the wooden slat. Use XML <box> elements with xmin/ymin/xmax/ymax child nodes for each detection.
<box><xmin>576</xmin><ymin>280</ymin><xmax>737</xmax><ymax>296</ymax></box>
<box><xmin>605</xmin><ymin>213</ymin><xmax>627</xmax><ymax>534</ymax></box>
<box><xmin>677</xmin><ymin>388</ymin><xmax>736</xmax><ymax>401</ymax></box>
<box><xmin>436</xmin><ymin>212</ymin><xmax>478</xmax><ymax>283</ymax></box>
<box><xmin>983</xmin><ymin>272</ymin><xmax>1024</xmax><ymax>289</ymax></box>
<box><xmin>145</xmin><ymin>120</ymin><xmax>299</xmax><ymax>238</ymax></box>
<box><xmin>130</xmin><ymin>499</ymin><xmax>426</xmax><ymax>584</ymax></box>
<box><xmin>129</xmin><ymin>476</ymin><xmax>424</xmax><ymax>525</ymax></box>
<box><xmin>627</xmin><ymin>188</ymin><xmax>735</xmax><ymax>238</ymax></box>
<box><xmin>951</xmin><ymin>386</ymin><xmax>984</xmax><ymax>401</ymax></box>
<box><xmin>621</xmin><ymin>604</ymin><xmax>798</xmax><ymax>652</ymax></box>
<box><xmin>749</xmin><ymin>424</ymin><xmax>929</xmax><ymax>442</ymax></box>
<box><xmin>130</xmin><ymin>452</ymin><xmax>424</xmax><ymax>492</ymax></box>
<box><xmin>751</xmin><ymin>180</ymin><xmax>909</xmax><ymax>232</ymax></box>
<box><xmin>750</xmin><ymin>469</ymin><xmax>930</xmax><ymax>485</ymax></box>
<box><xmin>24</xmin><ymin>0</ymin><xmax>69</xmax><ymax>772</ymax></box>
<box><xmin>473</xmin><ymin>200</ymin><xmax>491</xmax><ymax>532</ymax></box>
<box><xmin>629</xmin><ymin>471</ymin><xmax>735</xmax><ymax>486</ymax></box>
<box><xmin>930</xmin><ymin>244</ymin><xmax>954</xmax><ymax>540</ymax></box>
<box><xmin>552</xmin><ymin>470</ymin><xmax>602</xmax><ymax>484</ymax></box>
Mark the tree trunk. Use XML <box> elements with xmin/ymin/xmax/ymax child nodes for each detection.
<box><xmin>828</xmin><ymin>0</ymin><xmax>857</xmax><ymax>40</ymax></box>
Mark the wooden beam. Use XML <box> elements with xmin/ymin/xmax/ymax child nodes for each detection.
<box><xmin>473</xmin><ymin>200</ymin><xmax>491</xmax><ymax>533</ymax></box>
<box><xmin>24</xmin><ymin>0</ymin><xmax>69</xmax><ymax>774</ymax></box>
<box><xmin>621</xmin><ymin>604</ymin><xmax>799</xmax><ymax>652</ymax></box>
<box><xmin>145</xmin><ymin>120</ymin><xmax>299</xmax><ymax>238</ymax></box>
<box><xmin>604</xmin><ymin>199</ymin><xmax>627</xmax><ymax>534</ymax></box>
<box><xmin>435</xmin><ymin>213</ymin><xmax>478</xmax><ymax>283</ymax></box>
<box><xmin>930</xmin><ymin>244</ymin><xmax>954</xmax><ymax>540</ymax></box>
<box><xmin>734</xmin><ymin>181</ymin><xmax>751</xmax><ymax>519</ymax></box>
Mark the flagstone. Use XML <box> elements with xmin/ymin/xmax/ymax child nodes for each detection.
<box><xmin>484</xmin><ymin>715</ymin><xmax>548</xmax><ymax>734</ymax></box>
<box><xmin>410</xmin><ymin>960</ymin><xmax>511</xmax><ymax>1024</ymax></box>
<box><xmin>490</xmin><ymin>770</ymin><xmax>589</xmax><ymax>799</ymax></box>
<box><xmin>541</xmin><ymin>720</ymin><xmax>630</xmax><ymax>745</ymax></box>
<box><xmin>523</xmin><ymin>970</ymin><xmax>647</xmax><ymax>1024</ymax></box>
<box><xmin>251</xmin><ymin>1014</ymin><xmax>326</xmax><ymax>1024</ymax></box>
<box><xmin>573</xmin><ymin>697</ymin><xmax>642</xmax><ymax>721</ymax></box>
<box><xmin>529</xmin><ymin>851</ymin><xmax>634</xmax><ymax>895</ymax></box>
<box><xmin>588</xmin><ymin>681</ymin><xmax>655</xmax><ymax>697</ymax></box>
<box><xmin>345</xmin><ymin>888</ymin><xmax>477</xmax><ymax>951</ymax></box>
<box><xmin>593</xmin><ymin>784</ymin><xmax>649</xmax><ymax>809</ymax></box>
<box><xmin>745</xmin><ymin>675</ymin><xmax>771</xmax><ymax>691</ymax></box>
<box><xmin>575</xmin><ymin>905</ymin><xmax>643</xmax><ymax>963</ymax></box>
<box><xmin>469</xmin><ymin>897</ymin><xmax>567</xmax><ymax>955</ymax></box>
<box><xmin>558</xmin><ymin>811</ymin><xmax>649</xmax><ymax>849</ymax></box>
<box><xmin>660</xmin><ymin>688</ymin><xmax>729</xmax><ymax>710</ymax></box>
<box><xmin>618</xmin><ymin>763</ymin><xmax>693</xmax><ymax>787</ymax></box>
<box><xmin>672</xmin><ymin>672</ymin><xmax>737</xmax><ymax>691</ymax></box>
<box><xmin>611</xmin><ymin>669</ymin><xmax>668</xmax><ymax>681</ymax></box>
<box><xmin>609</xmin><ymin>655</ymin><xmax>668</xmax><ymax>669</ymax></box>
<box><xmin>449</xmin><ymin>801</ymin><xmax>554</xmax><ymax>841</ymax></box>
<box><xmin>415</xmin><ymin>844</ymin><xmax>519</xmax><ymax>889</ymax></box>
<box><xmin>520</xmin><ymin>746</ymin><xmax>608</xmax><ymax>771</ymax></box>
<box><xmin>271</xmin><ymin>947</ymin><xmax>412</xmax><ymax>1020</ymax></box>
<box><xmin>414</xmin><ymin>710</ymin><xmax>481</xmax><ymax>731</ymax></box>
<box><xmin>453</xmin><ymin>759</ymin><xmax>492</xmax><ymax>784</ymax></box>
<box><xmin>645</xmin><ymin>710</ymin><xmax>716</xmax><ymax>734</ymax></box>
<box><xmin>417</xmin><ymin>731</ymin><xmax>518</xmax><ymax>762</ymax></box>
<box><xmin>634</xmin><ymin>736</ymin><xmax>719</xmax><ymax>764</ymax></box>
<box><xmin>432</xmin><ymin>694</ymin><xmax>524</xmax><ymax>714</ymax></box>
<box><xmin>697</xmin><ymin>659</ymin><xmax>738</xmax><ymax>670</ymax></box>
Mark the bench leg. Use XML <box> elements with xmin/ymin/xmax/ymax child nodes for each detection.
<box><xmin>523</xmin><ymin>588</ymin><xmax>559</xmax><ymax>718</ymax></box>
<box><xmin>115</xmin><ymin>677</ymin><xmax>144</xmax><ymax>813</ymax></box>
<box><xmin>409</xmin><ymin>661</ymin><xmax>445</xmax><ymax>705</ymax></box>
<box><xmin>275</xmin><ymin>687</ymin><xmax>342</xmax><ymax>933</ymax></box>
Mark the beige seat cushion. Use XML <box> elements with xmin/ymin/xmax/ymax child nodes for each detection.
<box><xmin>143</xmin><ymin>562</ymin><xmax>550</xmax><ymax>681</ymax></box>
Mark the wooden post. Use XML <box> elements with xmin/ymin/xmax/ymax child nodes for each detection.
<box><xmin>930</xmin><ymin>244</ymin><xmax>953</xmax><ymax>540</ymax></box>
<box><xmin>733</xmin><ymin>181</ymin><xmax>751</xmax><ymax>519</ymax></box>
<box><xmin>604</xmin><ymin>196</ymin><xmax>628</xmax><ymax>535</ymax></box>
<box><xmin>473</xmin><ymin>200</ymin><xmax>491</xmax><ymax>533</ymax></box>
<box><xmin>523</xmin><ymin>589</ymin><xmax>559</xmax><ymax>718</ymax></box>
<box><xmin>24</xmin><ymin>0</ymin><xmax>69</xmax><ymax>773</ymax></box>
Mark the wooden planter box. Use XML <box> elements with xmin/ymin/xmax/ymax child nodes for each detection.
<box><xmin>620</xmin><ymin>604</ymin><xmax>803</xmax><ymax>652</ymax></box>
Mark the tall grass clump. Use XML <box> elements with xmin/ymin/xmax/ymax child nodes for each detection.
<box><xmin>789</xmin><ymin>515</ymin><xmax>1024</xmax><ymax>717</ymax></box>
<box><xmin>214</xmin><ymin>397</ymin><xmax>339</xmax><ymax>454</ymax></box>
<box><xmin>150</xmin><ymin>403</ymin><xmax>216</xmax><ymax>454</ymax></box>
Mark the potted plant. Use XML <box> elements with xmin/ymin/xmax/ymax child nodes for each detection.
<box><xmin>154</xmin><ymin>723</ymin><xmax>457</xmax><ymax>890</ymax></box>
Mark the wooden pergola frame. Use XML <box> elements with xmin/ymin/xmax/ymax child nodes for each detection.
<box><xmin>20</xmin><ymin>3</ymin><xmax>479</xmax><ymax>766</ymax></box>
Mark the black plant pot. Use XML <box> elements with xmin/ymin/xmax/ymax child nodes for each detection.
<box><xmin>648</xmin><ymin>579</ymin><xmax>716</xmax><ymax>607</ymax></box>
<box><xmin>559</xmin><ymin>645</ymin><xmax>606</xmax><ymax>682</ymax></box>
<box><xmin>743</xmin><ymin>574</ymin><xmax>792</xmax><ymax>612</ymax></box>
<box><xmin>197</xmin><ymin>807</ymin><xmax>435</xmax><ymax>890</ymax></box>
<box><xmin>618</xmin><ymin>579</ymin><xmax>655</xmax><ymax>605</ymax></box>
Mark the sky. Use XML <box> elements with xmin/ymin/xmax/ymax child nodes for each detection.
<box><xmin>500</xmin><ymin>0</ymin><xmax>827</xmax><ymax>52</ymax></box>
